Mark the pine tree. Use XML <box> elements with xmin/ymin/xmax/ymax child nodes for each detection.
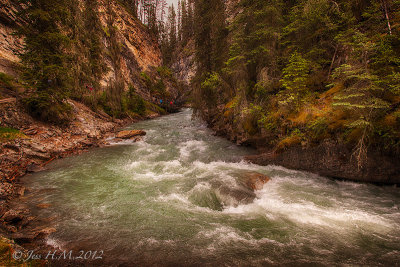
<box><xmin>279</xmin><ymin>51</ymin><xmax>311</xmax><ymax>109</ymax></box>
<box><xmin>18</xmin><ymin>0</ymin><xmax>74</xmax><ymax>123</ymax></box>
<box><xmin>332</xmin><ymin>30</ymin><xmax>390</xmax><ymax>168</ymax></box>
<box><xmin>187</xmin><ymin>0</ymin><xmax>194</xmax><ymax>38</ymax></box>
<box><xmin>177</xmin><ymin>0</ymin><xmax>182</xmax><ymax>42</ymax></box>
<box><xmin>181</xmin><ymin>0</ymin><xmax>188</xmax><ymax>44</ymax></box>
<box><xmin>105</xmin><ymin>0</ymin><xmax>124</xmax><ymax>116</ymax></box>
<box><xmin>194</xmin><ymin>0</ymin><xmax>227</xmax><ymax>74</ymax></box>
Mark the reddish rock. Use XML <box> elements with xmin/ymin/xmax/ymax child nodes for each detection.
<box><xmin>36</xmin><ymin>203</ymin><xmax>51</xmax><ymax>209</ymax></box>
<box><xmin>116</xmin><ymin>130</ymin><xmax>146</xmax><ymax>139</ymax></box>
<box><xmin>2</xmin><ymin>209</ymin><xmax>26</xmax><ymax>224</ymax></box>
<box><xmin>241</xmin><ymin>172</ymin><xmax>271</xmax><ymax>191</ymax></box>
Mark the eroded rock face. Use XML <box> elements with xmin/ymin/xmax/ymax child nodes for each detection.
<box><xmin>0</xmin><ymin>0</ymin><xmax>24</xmax><ymax>76</ymax></box>
<box><xmin>116</xmin><ymin>130</ymin><xmax>146</xmax><ymax>139</ymax></box>
<box><xmin>245</xmin><ymin>141</ymin><xmax>400</xmax><ymax>184</ymax></box>
<box><xmin>0</xmin><ymin>0</ymin><xmax>180</xmax><ymax>102</ymax></box>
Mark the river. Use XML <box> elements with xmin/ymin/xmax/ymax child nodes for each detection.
<box><xmin>23</xmin><ymin>109</ymin><xmax>400</xmax><ymax>266</ymax></box>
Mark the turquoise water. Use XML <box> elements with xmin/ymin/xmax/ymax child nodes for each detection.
<box><xmin>23</xmin><ymin>109</ymin><xmax>400</xmax><ymax>266</ymax></box>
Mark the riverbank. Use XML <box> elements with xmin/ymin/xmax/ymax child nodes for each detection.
<box><xmin>14</xmin><ymin>109</ymin><xmax>400</xmax><ymax>266</ymax></box>
<box><xmin>200</xmin><ymin>110</ymin><xmax>400</xmax><ymax>185</ymax></box>
<box><xmin>0</xmin><ymin>99</ymin><xmax>166</xmax><ymax>252</ymax></box>
<box><xmin>244</xmin><ymin>141</ymin><xmax>400</xmax><ymax>185</ymax></box>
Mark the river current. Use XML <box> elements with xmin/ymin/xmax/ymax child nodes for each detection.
<box><xmin>23</xmin><ymin>109</ymin><xmax>400</xmax><ymax>266</ymax></box>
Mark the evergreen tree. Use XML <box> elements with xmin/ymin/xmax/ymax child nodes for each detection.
<box><xmin>181</xmin><ymin>0</ymin><xmax>188</xmax><ymax>44</ymax></box>
<box><xmin>105</xmin><ymin>0</ymin><xmax>124</xmax><ymax>116</ymax></box>
<box><xmin>18</xmin><ymin>0</ymin><xmax>74</xmax><ymax>123</ymax></box>
<box><xmin>190</xmin><ymin>0</ymin><xmax>400</xmax><ymax>154</ymax></box>
<box><xmin>194</xmin><ymin>0</ymin><xmax>227</xmax><ymax>74</ymax></box>
<box><xmin>279</xmin><ymin>51</ymin><xmax>311</xmax><ymax>110</ymax></box>
<box><xmin>187</xmin><ymin>0</ymin><xmax>194</xmax><ymax>38</ymax></box>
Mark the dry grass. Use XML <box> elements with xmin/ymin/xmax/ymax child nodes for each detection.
<box><xmin>0</xmin><ymin>127</ymin><xmax>28</xmax><ymax>142</ymax></box>
<box><xmin>277</xmin><ymin>135</ymin><xmax>302</xmax><ymax>150</ymax></box>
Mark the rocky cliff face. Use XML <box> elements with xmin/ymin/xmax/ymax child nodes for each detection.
<box><xmin>245</xmin><ymin>141</ymin><xmax>400</xmax><ymax>184</ymax></box>
<box><xmin>0</xmin><ymin>0</ymin><xmax>24</xmax><ymax>77</ymax></box>
<box><xmin>171</xmin><ymin>39</ymin><xmax>196</xmax><ymax>86</ymax></box>
<box><xmin>97</xmin><ymin>0</ymin><xmax>166</xmax><ymax>98</ymax></box>
<box><xmin>0</xmin><ymin>0</ymin><xmax>177</xmax><ymax>100</ymax></box>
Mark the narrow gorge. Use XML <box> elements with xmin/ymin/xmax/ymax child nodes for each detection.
<box><xmin>0</xmin><ymin>0</ymin><xmax>399</xmax><ymax>266</ymax></box>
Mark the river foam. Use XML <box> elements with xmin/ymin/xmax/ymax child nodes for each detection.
<box><xmin>22</xmin><ymin>109</ymin><xmax>400</xmax><ymax>266</ymax></box>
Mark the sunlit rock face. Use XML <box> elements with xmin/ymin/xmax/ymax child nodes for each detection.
<box><xmin>0</xmin><ymin>0</ymin><xmax>179</xmax><ymax>100</ymax></box>
<box><xmin>0</xmin><ymin>0</ymin><xmax>24</xmax><ymax>76</ymax></box>
<box><xmin>97</xmin><ymin>0</ymin><xmax>162</xmax><ymax>97</ymax></box>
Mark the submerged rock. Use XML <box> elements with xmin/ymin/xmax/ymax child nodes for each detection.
<box><xmin>212</xmin><ymin>172</ymin><xmax>271</xmax><ymax>207</ymax></box>
<box><xmin>116</xmin><ymin>130</ymin><xmax>146</xmax><ymax>139</ymax></box>
<box><xmin>26</xmin><ymin>162</ymin><xmax>45</xmax><ymax>173</ymax></box>
<box><xmin>36</xmin><ymin>203</ymin><xmax>51</xmax><ymax>209</ymax></box>
<box><xmin>216</xmin><ymin>185</ymin><xmax>256</xmax><ymax>206</ymax></box>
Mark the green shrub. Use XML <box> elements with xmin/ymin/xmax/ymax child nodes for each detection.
<box><xmin>0</xmin><ymin>72</ymin><xmax>14</xmax><ymax>90</ymax></box>
<box><xmin>308</xmin><ymin>117</ymin><xmax>329</xmax><ymax>140</ymax></box>
<box><xmin>127</xmin><ymin>94</ymin><xmax>145</xmax><ymax>115</ymax></box>
<box><xmin>98</xmin><ymin>91</ymin><xmax>114</xmax><ymax>117</ymax></box>
<box><xmin>140</xmin><ymin>72</ymin><xmax>152</xmax><ymax>88</ymax></box>
<box><xmin>23</xmin><ymin>92</ymin><xmax>72</xmax><ymax>124</ymax></box>
<box><xmin>200</xmin><ymin>72</ymin><xmax>221</xmax><ymax>105</ymax></box>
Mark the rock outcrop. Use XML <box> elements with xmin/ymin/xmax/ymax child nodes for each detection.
<box><xmin>171</xmin><ymin>39</ymin><xmax>196</xmax><ymax>86</ymax></box>
<box><xmin>97</xmin><ymin>0</ymin><xmax>166</xmax><ymax>98</ymax></box>
<box><xmin>245</xmin><ymin>141</ymin><xmax>400</xmax><ymax>184</ymax></box>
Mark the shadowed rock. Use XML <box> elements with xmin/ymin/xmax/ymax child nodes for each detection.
<box><xmin>216</xmin><ymin>185</ymin><xmax>256</xmax><ymax>206</ymax></box>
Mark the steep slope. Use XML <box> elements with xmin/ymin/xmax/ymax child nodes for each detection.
<box><xmin>0</xmin><ymin>0</ymin><xmax>179</xmax><ymax>102</ymax></box>
<box><xmin>190</xmin><ymin>0</ymin><xmax>400</xmax><ymax>183</ymax></box>
<box><xmin>97</xmin><ymin>0</ymin><xmax>168</xmax><ymax>98</ymax></box>
<box><xmin>0</xmin><ymin>0</ymin><xmax>24</xmax><ymax>77</ymax></box>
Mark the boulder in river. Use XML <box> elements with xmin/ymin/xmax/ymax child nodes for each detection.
<box><xmin>11</xmin><ymin>227</ymin><xmax>56</xmax><ymax>244</ymax></box>
<box><xmin>116</xmin><ymin>130</ymin><xmax>146</xmax><ymax>139</ymax></box>
<box><xmin>240</xmin><ymin>172</ymin><xmax>271</xmax><ymax>191</ymax></box>
<box><xmin>210</xmin><ymin>172</ymin><xmax>271</xmax><ymax>208</ymax></box>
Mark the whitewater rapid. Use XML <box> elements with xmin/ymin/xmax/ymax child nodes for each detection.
<box><xmin>23</xmin><ymin>109</ymin><xmax>400</xmax><ymax>266</ymax></box>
